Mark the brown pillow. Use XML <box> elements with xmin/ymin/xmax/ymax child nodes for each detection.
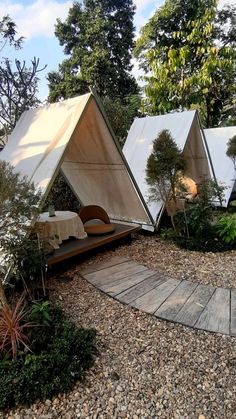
<box><xmin>84</xmin><ymin>223</ymin><xmax>116</xmax><ymax>236</ymax></box>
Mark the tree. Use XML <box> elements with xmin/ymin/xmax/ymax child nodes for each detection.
<box><xmin>48</xmin><ymin>0</ymin><xmax>138</xmax><ymax>103</ymax></box>
<box><xmin>47</xmin><ymin>1</ymin><xmax>141</xmax><ymax>145</ymax></box>
<box><xmin>0</xmin><ymin>15</ymin><xmax>23</xmax><ymax>52</ymax></box>
<box><xmin>0</xmin><ymin>58</ymin><xmax>44</xmax><ymax>133</ymax></box>
<box><xmin>0</xmin><ymin>16</ymin><xmax>45</xmax><ymax>142</ymax></box>
<box><xmin>135</xmin><ymin>0</ymin><xmax>236</xmax><ymax>127</ymax></box>
<box><xmin>227</xmin><ymin>135</ymin><xmax>236</xmax><ymax>168</ymax></box>
<box><xmin>102</xmin><ymin>94</ymin><xmax>141</xmax><ymax>146</ymax></box>
<box><xmin>146</xmin><ymin>130</ymin><xmax>186</xmax><ymax>229</ymax></box>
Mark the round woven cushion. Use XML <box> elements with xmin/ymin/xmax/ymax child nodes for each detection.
<box><xmin>84</xmin><ymin>223</ymin><xmax>116</xmax><ymax>236</ymax></box>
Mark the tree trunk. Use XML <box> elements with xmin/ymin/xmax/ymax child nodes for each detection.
<box><xmin>0</xmin><ymin>282</ymin><xmax>7</xmax><ymax>308</ymax></box>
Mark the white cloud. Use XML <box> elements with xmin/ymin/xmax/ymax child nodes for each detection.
<box><xmin>134</xmin><ymin>0</ymin><xmax>160</xmax><ymax>34</ymax></box>
<box><xmin>0</xmin><ymin>0</ymin><xmax>73</xmax><ymax>39</ymax></box>
<box><xmin>1</xmin><ymin>0</ymin><xmax>235</xmax><ymax>41</ymax></box>
<box><xmin>134</xmin><ymin>0</ymin><xmax>156</xmax><ymax>13</ymax></box>
<box><xmin>219</xmin><ymin>0</ymin><xmax>236</xmax><ymax>7</ymax></box>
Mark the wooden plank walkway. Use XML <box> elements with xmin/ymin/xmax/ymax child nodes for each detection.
<box><xmin>80</xmin><ymin>257</ymin><xmax>235</xmax><ymax>336</ymax></box>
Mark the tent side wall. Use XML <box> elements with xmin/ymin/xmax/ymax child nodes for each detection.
<box><xmin>183</xmin><ymin>114</ymin><xmax>211</xmax><ymax>184</ymax></box>
<box><xmin>204</xmin><ymin>127</ymin><xmax>236</xmax><ymax>206</ymax></box>
<box><xmin>61</xmin><ymin>97</ymin><xmax>152</xmax><ymax>225</ymax></box>
<box><xmin>123</xmin><ymin>110</ymin><xmax>212</xmax><ymax>228</ymax></box>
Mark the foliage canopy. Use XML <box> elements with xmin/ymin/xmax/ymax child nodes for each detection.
<box><xmin>226</xmin><ymin>135</ymin><xmax>236</xmax><ymax>167</ymax></box>
<box><xmin>135</xmin><ymin>0</ymin><xmax>236</xmax><ymax>127</ymax></box>
<box><xmin>48</xmin><ymin>0</ymin><xmax>138</xmax><ymax>102</ymax></box>
<box><xmin>146</xmin><ymin>129</ymin><xmax>186</xmax><ymax>205</ymax></box>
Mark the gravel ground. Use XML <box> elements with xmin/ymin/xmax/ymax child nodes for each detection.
<box><xmin>78</xmin><ymin>232</ymin><xmax>236</xmax><ymax>289</ymax></box>
<box><xmin>3</xmin><ymin>233</ymin><xmax>236</xmax><ymax>418</ymax></box>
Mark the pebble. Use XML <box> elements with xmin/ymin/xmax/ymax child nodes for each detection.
<box><xmin>4</xmin><ymin>235</ymin><xmax>236</xmax><ymax>418</ymax></box>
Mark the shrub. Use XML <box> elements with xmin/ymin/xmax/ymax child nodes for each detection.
<box><xmin>216</xmin><ymin>214</ymin><xmax>236</xmax><ymax>244</ymax></box>
<box><xmin>44</xmin><ymin>173</ymin><xmax>81</xmax><ymax>213</ymax></box>
<box><xmin>5</xmin><ymin>236</ymin><xmax>46</xmax><ymax>300</ymax></box>
<box><xmin>172</xmin><ymin>211</ymin><xmax>235</xmax><ymax>252</ymax></box>
<box><xmin>146</xmin><ymin>129</ymin><xmax>186</xmax><ymax>205</ymax></box>
<box><xmin>146</xmin><ymin>130</ymin><xmax>187</xmax><ymax>231</ymax></box>
<box><xmin>29</xmin><ymin>300</ymin><xmax>52</xmax><ymax>326</ymax></box>
<box><xmin>0</xmin><ymin>305</ymin><xmax>96</xmax><ymax>409</ymax></box>
<box><xmin>167</xmin><ymin>179</ymin><xmax>230</xmax><ymax>252</ymax></box>
<box><xmin>0</xmin><ymin>160</ymin><xmax>42</xmax><ymax>306</ymax></box>
<box><xmin>174</xmin><ymin>232</ymin><xmax>234</xmax><ymax>252</ymax></box>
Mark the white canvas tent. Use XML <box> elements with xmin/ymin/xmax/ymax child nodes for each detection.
<box><xmin>0</xmin><ymin>92</ymin><xmax>153</xmax><ymax>227</ymax></box>
<box><xmin>123</xmin><ymin>110</ymin><xmax>212</xmax><ymax>229</ymax></box>
<box><xmin>204</xmin><ymin>126</ymin><xmax>236</xmax><ymax>207</ymax></box>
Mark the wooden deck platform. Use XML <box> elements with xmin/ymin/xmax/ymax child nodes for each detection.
<box><xmin>80</xmin><ymin>256</ymin><xmax>236</xmax><ymax>336</ymax></box>
<box><xmin>47</xmin><ymin>223</ymin><xmax>139</xmax><ymax>265</ymax></box>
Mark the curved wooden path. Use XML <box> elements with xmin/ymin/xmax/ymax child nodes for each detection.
<box><xmin>80</xmin><ymin>256</ymin><xmax>236</xmax><ymax>336</ymax></box>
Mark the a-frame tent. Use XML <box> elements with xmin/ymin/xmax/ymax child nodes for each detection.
<box><xmin>0</xmin><ymin>92</ymin><xmax>153</xmax><ymax>228</ymax></box>
<box><xmin>204</xmin><ymin>126</ymin><xmax>236</xmax><ymax>207</ymax></box>
<box><xmin>123</xmin><ymin>110</ymin><xmax>212</xmax><ymax>229</ymax></box>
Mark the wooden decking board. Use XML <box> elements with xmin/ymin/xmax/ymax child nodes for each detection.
<box><xmin>101</xmin><ymin>269</ymin><xmax>156</xmax><ymax>296</ymax></box>
<box><xmin>195</xmin><ymin>288</ymin><xmax>230</xmax><ymax>335</ymax></box>
<box><xmin>131</xmin><ymin>277</ymin><xmax>180</xmax><ymax>314</ymax></box>
<box><xmin>230</xmin><ymin>290</ymin><xmax>236</xmax><ymax>336</ymax></box>
<box><xmin>85</xmin><ymin>261</ymin><xmax>148</xmax><ymax>288</ymax></box>
<box><xmin>154</xmin><ymin>280</ymin><xmax>198</xmax><ymax>321</ymax></box>
<box><xmin>116</xmin><ymin>273</ymin><xmax>166</xmax><ymax>304</ymax></box>
<box><xmin>79</xmin><ymin>256</ymin><xmax>235</xmax><ymax>336</ymax></box>
<box><xmin>47</xmin><ymin>223</ymin><xmax>139</xmax><ymax>265</ymax></box>
<box><xmin>80</xmin><ymin>256</ymin><xmax>129</xmax><ymax>276</ymax></box>
<box><xmin>174</xmin><ymin>284</ymin><xmax>215</xmax><ymax>327</ymax></box>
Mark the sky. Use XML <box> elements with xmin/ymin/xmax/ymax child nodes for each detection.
<box><xmin>0</xmin><ymin>0</ymin><xmax>235</xmax><ymax>100</ymax></box>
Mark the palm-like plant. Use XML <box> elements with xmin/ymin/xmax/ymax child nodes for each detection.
<box><xmin>0</xmin><ymin>295</ymin><xmax>32</xmax><ymax>359</ymax></box>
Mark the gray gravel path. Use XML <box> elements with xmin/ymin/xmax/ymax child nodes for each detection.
<box><xmin>2</xmin><ymin>234</ymin><xmax>236</xmax><ymax>418</ymax></box>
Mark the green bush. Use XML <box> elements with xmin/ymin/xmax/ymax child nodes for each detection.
<box><xmin>163</xmin><ymin>179</ymin><xmax>232</xmax><ymax>252</ymax></box>
<box><xmin>175</xmin><ymin>232</ymin><xmax>234</xmax><ymax>252</ymax></box>
<box><xmin>173</xmin><ymin>205</ymin><xmax>213</xmax><ymax>239</ymax></box>
<box><xmin>216</xmin><ymin>214</ymin><xmax>236</xmax><ymax>244</ymax></box>
<box><xmin>0</xmin><ymin>306</ymin><xmax>96</xmax><ymax>410</ymax></box>
<box><xmin>172</xmin><ymin>211</ymin><xmax>235</xmax><ymax>252</ymax></box>
<box><xmin>44</xmin><ymin>173</ymin><xmax>81</xmax><ymax>213</ymax></box>
<box><xmin>29</xmin><ymin>300</ymin><xmax>52</xmax><ymax>326</ymax></box>
<box><xmin>0</xmin><ymin>160</ymin><xmax>42</xmax><ymax>306</ymax></box>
